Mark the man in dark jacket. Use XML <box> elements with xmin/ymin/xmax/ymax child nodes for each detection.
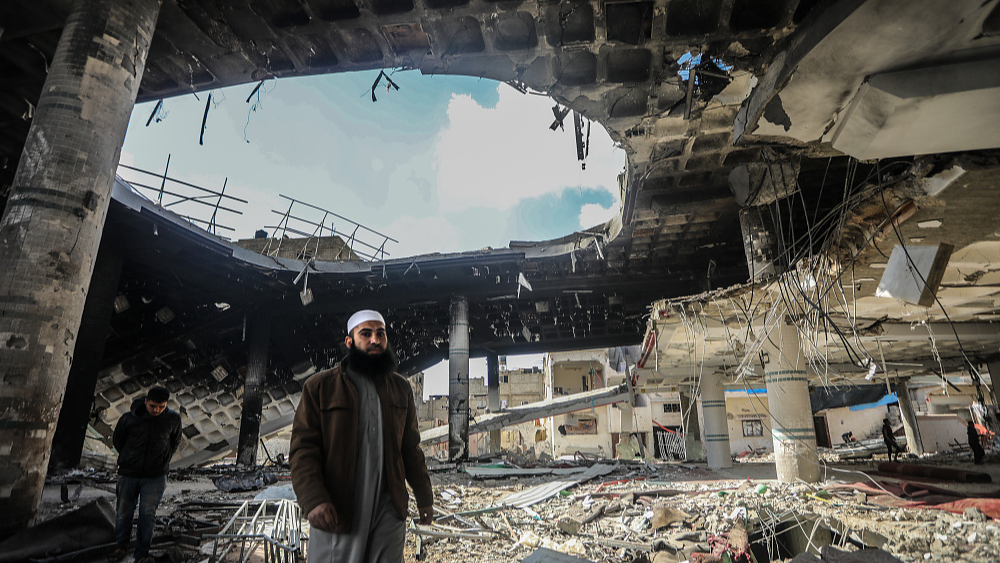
<box><xmin>110</xmin><ymin>386</ymin><xmax>182</xmax><ymax>563</ymax></box>
<box><xmin>882</xmin><ymin>418</ymin><xmax>902</xmax><ymax>462</ymax></box>
<box><xmin>290</xmin><ymin>309</ymin><xmax>433</xmax><ymax>563</ymax></box>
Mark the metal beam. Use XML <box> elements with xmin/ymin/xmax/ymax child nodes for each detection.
<box><xmin>421</xmin><ymin>384</ymin><xmax>629</xmax><ymax>445</ymax></box>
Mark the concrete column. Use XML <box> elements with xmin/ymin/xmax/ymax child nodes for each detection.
<box><xmin>0</xmin><ymin>0</ymin><xmax>160</xmax><ymax>534</ymax></box>
<box><xmin>896</xmin><ymin>379</ymin><xmax>924</xmax><ymax>456</ymax></box>
<box><xmin>701</xmin><ymin>372</ymin><xmax>732</xmax><ymax>469</ymax></box>
<box><xmin>237</xmin><ymin>314</ymin><xmax>271</xmax><ymax>467</ymax></box>
<box><xmin>763</xmin><ymin>320</ymin><xmax>821</xmax><ymax>483</ymax></box>
<box><xmin>486</xmin><ymin>353</ymin><xmax>501</xmax><ymax>453</ymax></box>
<box><xmin>679</xmin><ymin>389</ymin><xmax>705</xmax><ymax>462</ymax></box>
<box><xmin>49</xmin><ymin>239</ymin><xmax>124</xmax><ymax>472</ymax></box>
<box><xmin>448</xmin><ymin>296</ymin><xmax>470</xmax><ymax>462</ymax></box>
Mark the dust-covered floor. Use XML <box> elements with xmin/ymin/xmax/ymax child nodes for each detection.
<box><xmin>19</xmin><ymin>450</ymin><xmax>1000</xmax><ymax>563</ymax></box>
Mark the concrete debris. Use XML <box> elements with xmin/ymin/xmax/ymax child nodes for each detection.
<box><xmin>26</xmin><ymin>453</ymin><xmax>1000</xmax><ymax>563</ymax></box>
<box><xmin>411</xmin><ymin>458</ymin><xmax>1000</xmax><ymax>563</ymax></box>
<box><xmin>210</xmin><ymin>469</ymin><xmax>278</xmax><ymax>492</ymax></box>
<box><xmin>0</xmin><ymin>498</ymin><xmax>115</xmax><ymax>563</ymax></box>
<box><xmin>789</xmin><ymin>545</ymin><xmax>904</xmax><ymax>563</ymax></box>
<box><xmin>521</xmin><ymin>546</ymin><xmax>594</xmax><ymax>563</ymax></box>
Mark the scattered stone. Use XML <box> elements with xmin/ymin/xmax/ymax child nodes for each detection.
<box><xmin>962</xmin><ymin>507</ymin><xmax>986</xmax><ymax>522</ymax></box>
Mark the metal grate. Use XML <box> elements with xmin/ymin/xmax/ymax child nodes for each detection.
<box><xmin>207</xmin><ymin>499</ymin><xmax>305</xmax><ymax>563</ymax></box>
<box><xmin>117</xmin><ymin>155</ymin><xmax>246</xmax><ymax>238</ymax></box>
<box><xmin>264</xmin><ymin>194</ymin><xmax>398</xmax><ymax>262</ymax></box>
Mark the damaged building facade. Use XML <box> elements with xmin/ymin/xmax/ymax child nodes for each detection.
<box><xmin>0</xmin><ymin>0</ymin><xmax>999</xmax><ymax>553</ymax></box>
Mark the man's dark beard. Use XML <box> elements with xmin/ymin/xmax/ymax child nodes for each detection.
<box><xmin>347</xmin><ymin>341</ymin><xmax>398</xmax><ymax>378</ymax></box>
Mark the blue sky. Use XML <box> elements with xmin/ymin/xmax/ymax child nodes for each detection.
<box><xmin>119</xmin><ymin>69</ymin><xmax>626</xmax><ymax>260</ymax></box>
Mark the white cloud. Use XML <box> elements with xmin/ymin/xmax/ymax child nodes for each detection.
<box><xmin>433</xmin><ymin>86</ymin><xmax>625</xmax><ymax>214</ymax></box>
<box><xmin>382</xmin><ymin>215</ymin><xmax>461</xmax><ymax>257</ymax></box>
<box><xmin>579</xmin><ymin>202</ymin><xmax>617</xmax><ymax>229</ymax></box>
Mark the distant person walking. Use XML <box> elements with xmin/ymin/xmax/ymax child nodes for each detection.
<box><xmin>882</xmin><ymin>418</ymin><xmax>902</xmax><ymax>462</ymax></box>
<box><xmin>109</xmin><ymin>386</ymin><xmax>182</xmax><ymax>563</ymax></box>
<box><xmin>968</xmin><ymin>420</ymin><xmax>986</xmax><ymax>464</ymax></box>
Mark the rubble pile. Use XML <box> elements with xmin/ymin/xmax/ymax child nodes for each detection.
<box><xmin>23</xmin><ymin>456</ymin><xmax>998</xmax><ymax>563</ymax></box>
<box><xmin>406</xmin><ymin>460</ymin><xmax>1000</xmax><ymax>563</ymax></box>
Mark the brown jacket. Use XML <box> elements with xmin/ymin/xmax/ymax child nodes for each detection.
<box><xmin>289</xmin><ymin>358</ymin><xmax>433</xmax><ymax>531</ymax></box>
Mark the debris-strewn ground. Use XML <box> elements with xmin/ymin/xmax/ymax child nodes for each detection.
<box><xmin>26</xmin><ymin>450</ymin><xmax>1000</xmax><ymax>563</ymax></box>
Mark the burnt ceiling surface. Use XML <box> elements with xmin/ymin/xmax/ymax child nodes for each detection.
<box><xmin>2</xmin><ymin>0</ymin><xmax>1000</xmax><ymax>459</ymax></box>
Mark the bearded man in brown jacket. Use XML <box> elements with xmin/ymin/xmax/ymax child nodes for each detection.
<box><xmin>290</xmin><ymin>309</ymin><xmax>434</xmax><ymax>563</ymax></box>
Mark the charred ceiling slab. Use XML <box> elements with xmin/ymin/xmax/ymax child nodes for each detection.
<box><xmin>340</xmin><ymin>28</ymin><xmax>385</xmax><ymax>63</ymax></box>
<box><xmin>735</xmin><ymin>0</ymin><xmax>996</xmax><ymax>155</ymax></box>
<box><xmin>370</xmin><ymin>0</ymin><xmax>415</xmax><ymax>16</ymax></box>
<box><xmin>306</xmin><ymin>0</ymin><xmax>362</xmax><ymax>21</ymax></box>
<box><xmin>436</xmin><ymin>16</ymin><xmax>487</xmax><ymax>55</ymax></box>
<box><xmin>545</xmin><ymin>1</ymin><xmax>596</xmax><ymax>46</ymax></box>
<box><xmin>292</xmin><ymin>34</ymin><xmax>340</xmax><ymax>68</ymax></box>
<box><xmin>606</xmin><ymin>86</ymin><xmax>649</xmax><ymax>117</ymax></box>
<box><xmin>381</xmin><ymin>22</ymin><xmax>432</xmax><ymax>55</ymax></box>
<box><xmin>556</xmin><ymin>50</ymin><xmax>598</xmax><ymax>85</ymax></box>
<box><xmin>488</xmin><ymin>12</ymin><xmax>539</xmax><ymax>51</ymax></box>
<box><xmin>605</xmin><ymin>1</ymin><xmax>654</xmax><ymax>45</ymax></box>
<box><xmin>830</xmin><ymin>58</ymin><xmax>1000</xmax><ymax>159</ymax></box>
<box><xmin>666</xmin><ymin>0</ymin><xmax>722</xmax><ymax>36</ymax></box>
<box><xmin>605</xmin><ymin>48</ymin><xmax>652</xmax><ymax>83</ymax></box>
<box><xmin>425</xmin><ymin>0</ymin><xmax>471</xmax><ymax>9</ymax></box>
<box><xmin>728</xmin><ymin>155</ymin><xmax>801</xmax><ymax>207</ymax></box>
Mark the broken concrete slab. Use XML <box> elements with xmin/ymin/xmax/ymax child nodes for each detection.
<box><xmin>0</xmin><ymin>497</ymin><xmax>115</xmax><ymax>563</ymax></box>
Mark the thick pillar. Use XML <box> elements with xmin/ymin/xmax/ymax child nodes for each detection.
<box><xmin>486</xmin><ymin>353</ymin><xmax>501</xmax><ymax>453</ymax></box>
<box><xmin>237</xmin><ymin>314</ymin><xmax>271</xmax><ymax>467</ymax></box>
<box><xmin>701</xmin><ymin>372</ymin><xmax>732</xmax><ymax>469</ymax></box>
<box><xmin>896</xmin><ymin>379</ymin><xmax>924</xmax><ymax>456</ymax></box>
<box><xmin>763</xmin><ymin>320</ymin><xmax>821</xmax><ymax>483</ymax></box>
<box><xmin>679</xmin><ymin>389</ymin><xmax>705</xmax><ymax>462</ymax></box>
<box><xmin>0</xmin><ymin>0</ymin><xmax>160</xmax><ymax>535</ymax></box>
<box><xmin>49</xmin><ymin>239</ymin><xmax>124</xmax><ymax>472</ymax></box>
<box><xmin>448</xmin><ymin>296</ymin><xmax>470</xmax><ymax>461</ymax></box>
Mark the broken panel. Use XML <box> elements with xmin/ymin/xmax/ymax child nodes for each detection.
<box><xmin>489</xmin><ymin>12</ymin><xmax>538</xmax><ymax>51</ymax></box>
<box><xmin>606</xmin><ymin>1</ymin><xmax>654</xmax><ymax>45</ymax></box>
<box><xmin>544</xmin><ymin>1</ymin><xmax>596</xmax><ymax>46</ymax></box>
<box><xmin>340</xmin><ymin>28</ymin><xmax>384</xmax><ymax>63</ymax></box>
<box><xmin>252</xmin><ymin>39</ymin><xmax>297</xmax><ymax>73</ymax></box>
<box><xmin>151</xmin><ymin>53</ymin><xmax>217</xmax><ymax>92</ymax></box>
<box><xmin>293</xmin><ymin>35</ymin><xmax>339</xmax><ymax>68</ymax></box>
<box><xmin>556</xmin><ymin>51</ymin><xmax>597</xmax><ymax>85</ymax></box>
<box><xmin>306</xmin><ymin>0</ymin><xmax>361</xmax><ymax>21</ymax></box>
<box><xmin>606</xmin><ymin>86</ymin><xmax>649</xmax><ymax>118</ymax></box>
<box><xmin>369</xmin><ymin>0</ymin><xmax>414</xmax><ymax>16</ymax></box>
<box><xmin>605</xmin><ymin>48</ymin><xmax>651</xmax><ymax>82</ymax></box>
<box><xmin>381</xmin><ymin>23</ymin><xmax>431</xmax><ymax>54</ymax></box>
<box><xmin>139</xmin><ymin>61</ymin><xmax>181</xmax><ymax>96</ymax></box>
<box><xmin>692</xmin><ymin>132</ymin><xmax>730</xmax><ymax>153</ymax></box>
<box><xmin>666</xmin><ymin>0</ymin><xmax>721</xmax><ymax>36</ymax></box>
<box><xmin>739</xmin><ymin>206</ymin><xmax>785</xmax><ymax>281</ymax></box>
<box><xmin>249</xmin><ymin>0</ymin><xmax>310</xmax><ymax>28</ymax></box>
<box><xmin>439</xmin><ymin>16</ymin><xmax>486</xmax><ymax>55</ymax></box>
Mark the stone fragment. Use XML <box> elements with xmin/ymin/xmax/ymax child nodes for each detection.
<box><xmin>963</xmin><ymin>507</ymin><xmax>987</xmax><ymax>522</ymax></box>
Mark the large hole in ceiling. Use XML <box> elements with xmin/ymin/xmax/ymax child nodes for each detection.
<box><xmin>119</xmin><ymin>71</ymin><xmax>627</xmax><ymax>260</ymax></box>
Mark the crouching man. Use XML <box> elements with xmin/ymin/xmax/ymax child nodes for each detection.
<box><xmin>290</xmin><ymin>310</ymin><xmax>433</xmax><ymax>563</ymax></box>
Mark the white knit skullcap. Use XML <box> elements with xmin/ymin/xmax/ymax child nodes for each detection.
<box><xmin>347</xmin><ymin>310</ymin><xmax>385</xmax><ymax>334</ymax></box>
